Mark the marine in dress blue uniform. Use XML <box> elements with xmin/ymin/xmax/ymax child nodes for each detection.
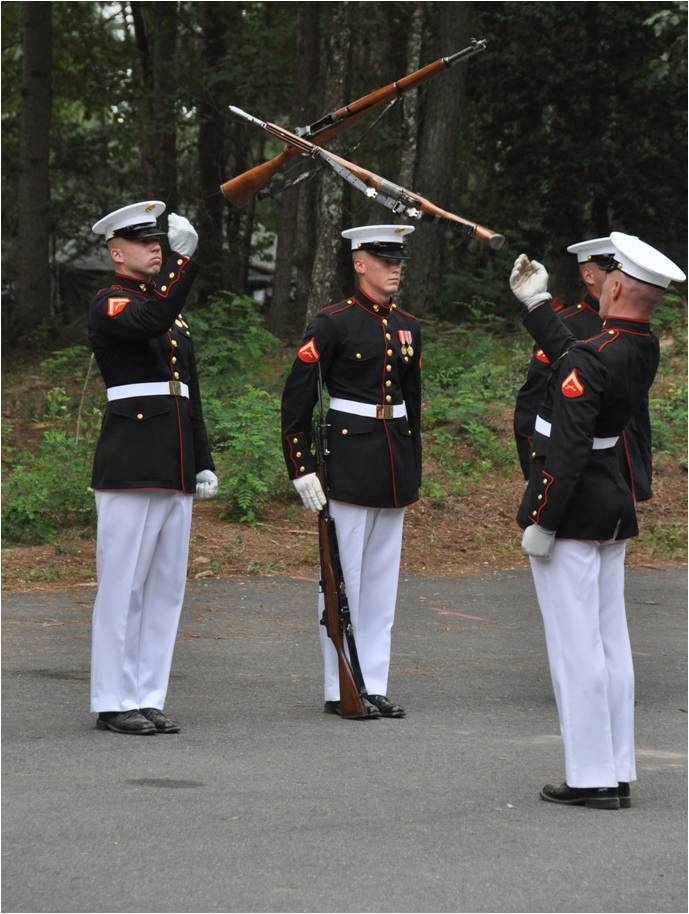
<box><xmin>281</xmin><ymin>225</ymin><xmax>421</xmax><ymax>718</ymax></box>
<box><xmin>514</xmin><ymin>237</ymin><xmax>654</xmax><ymax>501</ymax></box>
<box><xmin>88</xmin><ymin>201</ymin><xmax>218</xmax><ymax>735</ymax></box>
<box><xmin>510</xmin><ymin>233</ymin><xmax>685</xmax><ymax>808</ymax></box>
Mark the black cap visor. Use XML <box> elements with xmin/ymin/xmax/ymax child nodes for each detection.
<box><xmin>357</xmin><ymin>241</ymin><xmax>409</xmax><ymax>261</ymax></box>
<box><xmin>112</xmin><ymin>222</ymin><xmax>166</xmax><ymax>242</ymax></box>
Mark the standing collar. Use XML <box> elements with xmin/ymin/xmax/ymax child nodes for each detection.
<box><xmin>601</xmin><ymin>316</ymin><xmax>652</xmax><ymax>334</ymax></box>
<box><xmin>112</xmin><ymin>272</ymin><xmax>157</xmax><ymax>293</ymax></box>
<box><xmin>354</xmin><ymin>289</ymin><xmax>394</xmax><ymax>316</ymax></box>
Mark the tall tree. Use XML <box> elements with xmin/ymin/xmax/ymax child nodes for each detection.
<box><xmin>267</xmin><ymin>2</ymin><xmax>322</xmax><ymax>340</ymax></box>
<box><xmin>305</xmin><ymin>3</ymin><xmax>353</xmax><ymax>324</ymax></box>
<box><xmin>403</xmin><ymin>2</ymin><xmax>473</xmax><ymax>315</ymax></box>
<box><xmin>196</xmin><ymin>1</ymin><xmax>233</xmax><ymax>305</ymax></box>
<box><xmin>130</xmin><ymin>1</ymin><xmax>178</xmax><ymax>207</ymax></box>
<box><xmin>15</xmin><ymin>2</ymin><xmax>53</xmax><ymax>335</ymax></box>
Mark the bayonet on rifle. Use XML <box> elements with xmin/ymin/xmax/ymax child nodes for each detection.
<box><xmin>229</xmin><ymin>105</ymin><xmax>505</xmax><ymax>249</ymax></box>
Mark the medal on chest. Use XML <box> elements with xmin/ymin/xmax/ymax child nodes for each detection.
<box><xmin>398</xmin><ymin>329</ymin><xmax>413</xmax><ymax>357</ymax></box>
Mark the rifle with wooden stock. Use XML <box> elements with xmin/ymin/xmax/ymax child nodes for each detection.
<box><xmin>314</xmin><ymin>365</ymin><xmax>378</xmax><ymax>720</ymax></box>
<box><xmin>228</xmin><ymin>105</ymin><xmax>505</xmax><ymax>249</ymax></box>
<box><xmin>220</xmin><ymin>39</ymin><xmax>487</xmax><ymax>206</ymax></box>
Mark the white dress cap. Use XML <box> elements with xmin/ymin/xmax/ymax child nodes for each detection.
<box><xmin>342</xmin><ymin>224</ymin><xmax>414</xmax><ymax>259</ymax></box>
<box><xmin>566</xmin><ymin>236</ymin><xmax>613</xmax><ymax>263</ymax></box>
<box><xmin>609</xmin><ymin>231</ymin><xmax>686</xmax><ymax>289</ymax></box>
<box><xmin>92</xmin><ymin>201</ymin><xmax>166</xmax><ymax>241</ymax></box>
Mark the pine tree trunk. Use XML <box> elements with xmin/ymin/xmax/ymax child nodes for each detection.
<box><xmin>197</xmin><ymin>2</ymin><xmax>232</xmax><ymax>306</ymax></box>
<box><xmin>15</xmin><ymin>1</ymin><xmax>53</xmax><ymax>335</ymax></box>
<box><xmin>304</xmin><ymin>3</ymin><xmax>352</xmax><ymax>325</ymax></box>
<box><xmin>398</xmin><ymin>2</ymin><xmax>425</xmax><ymax>189</ymax></box>
<box><xmin>403</xmin><ymin>2</ymin><xmax>472</xmax><ymax>316</ymax></box>
<box><xmin>267</xmin><ymin>2</ymin><xmax>322</xmax><ymax>340</ymax></box>
<box><xmin>131</xmin><ymin>2</ymin><xmax>178</xmax><ymax>206</ymax></box>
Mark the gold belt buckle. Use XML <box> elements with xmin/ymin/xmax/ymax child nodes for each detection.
<box><xmin>375</xmin><ymin>404</ymin><xmax>393</xmax><ymax>420</ymax></box>
<box><xmin>169</xmin><ymin>380</ymin><xmax>183</xmax><ymax>396</ymax></box>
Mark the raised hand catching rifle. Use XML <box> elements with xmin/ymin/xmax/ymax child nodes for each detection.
<box><xmin>281</xmin><ymin>225</ymin><xmax>421</xmax><ymax>720</ymax></box>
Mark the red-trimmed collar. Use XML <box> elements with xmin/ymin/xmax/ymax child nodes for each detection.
<box><xmin>602</xmin><ymin>316</ymin><xmax>652</xmax><ymax>334</ymax></box>
<box><xmin>354</xmin><ymin>288</ymin><xmax>395</xmax><ymax>316</ymax></box>
<box><xmin>111</xmin><ymin>272</ymin><xmax>157</xmax><ymax>293</ymax></box>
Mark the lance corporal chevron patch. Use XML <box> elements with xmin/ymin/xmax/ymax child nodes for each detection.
<box><xmin>297</xmin><ymin>338</ymin><xmax>320</xmax><ymax>363</ymax></box>
<box><xmin>561</xmin><ymin>368</ymin><xmax>585</xmax><ymax>398</ymax></box>
<box><xmin>107</xmin><ymin>297</ymin><xmax>130</xmax><ymax>317</ymax></box>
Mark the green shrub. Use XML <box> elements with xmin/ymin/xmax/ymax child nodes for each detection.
<box><xmin>40</xmin><ymin>346</ymin><xmax>92</xmax><ymax>382</ymax></box>
<box><xmin>205</xmin><ymin>385</ymin><xmax>287</xmax><ymax>525</ymax></box>
<box><xmin>650</xmin><ymin>383</ymin><xmax>688</xmax><ymax>455</ymax></box>
<box><xmin>2</xmin><ymin>429</ymin><xmax>95</xmax><ymax>543</ymax></box>
<box><xmin>190</xmin><ymin>292</ymin><xmax>282</xmax><ymax>391</ymax></box>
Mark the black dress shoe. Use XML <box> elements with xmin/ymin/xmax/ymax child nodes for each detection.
<box><xmin>618</xmin><ymin>782</ymin><xmax>631</xmax><ymax>809</ymax></box>
<box><xmin>366</xmin><ymin>694</ymin><xmax>406</xmax><ymax>718</ymax></box>
<box><xmin>540</xmin><ymin>782</ymin><xmax>620</xmax><ymax>809</ymax></box>
<box><xmin>96</xmin><ymin>710</ymin><xmax>156</xmax><ymax>734</ymax></box>
<box><xmin>323</xmin><ymin>700</ymin><xmax>381</xmax><ymax>720</ymax></box>
<box><xmin>140</xmin><ymin>708</ymin><xmax>181</xmax><ymax>733</ymax></box>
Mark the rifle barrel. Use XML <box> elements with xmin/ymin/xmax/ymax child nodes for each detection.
<box><xmin>443</xmin><ymin>38</ymin><xmax>487</xmax><ymax>67</ymax></box>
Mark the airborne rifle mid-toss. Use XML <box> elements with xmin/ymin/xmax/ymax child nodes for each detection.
<box><xmin>220</xmin><ymin>39</ymin><xmax>487</xmax><ymax>206</ymax></box>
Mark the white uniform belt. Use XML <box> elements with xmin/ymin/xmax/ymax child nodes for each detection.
<box><xmin>107</xmin><ymin>381</ymin><xmax>189</xmax><ymax>401</ymax></box>
<box><xmin>535</xmin><ymin>415</ymin><xmax>618</xmax><ymax>450</ymax></box>
<box><xmin>329</xmin><ymin>397</ymin><xmax>407</xmax><ymax>420</ymax></box>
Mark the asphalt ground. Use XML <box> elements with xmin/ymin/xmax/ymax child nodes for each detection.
<box><xmin>2</xmin><ymin>568</ymin><xmax>687</xmax><ymax>914</ymax></box>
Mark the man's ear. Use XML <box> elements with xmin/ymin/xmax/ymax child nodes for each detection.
<box><xmin>610</xmin><ymin>277</ymin><xmax>623</xmax><ymax>301</ymax></box>
<box><xmin>109</xmin><ymin>244</ymin><xmax>124</xmax><ymax>265</ymax></box>
<box><xmin>353</xmin><ymin>256</ymin><xmax>366</xmax><ymax>276</ymax></box>
<box><xmin>579</xmin><ymin>265</ymin><xmax>596</xmax><ymax>288</ymax></box>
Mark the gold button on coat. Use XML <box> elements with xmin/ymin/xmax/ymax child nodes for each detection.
<box><xmin>341</xmin><ymin>429</ymin><xmax>349</xmax><ymax>435</ymax></box>
<box><xmin>385</xmin><ymin>395</ymin><xmax>392</xmax><ymax>403</ymax></box>
<box><xmin>387</xmin><ymin>349</ymin><xmax>393</xmax><ymax>356</ymax></box>
<box><xmin>136</xmin><ymin>413</ymin><xmax>144</xmax><ymax>420</ymax></box>
<box><xmin>171</xmin><ymin>339</ymin><xmax>178</xmax><ymax>347</ymax></box>
<box><xmin>385</xmin><ymin>380</ymin><xmax>392</xmax><ymax>387</ymax></box>
<box><xmin>173</xmin><ymin>371</ymin><xmax>180</xmax><ymax>379</ymax></box>
<box><xmin>160</xmin><ymin>285</ymin><xmax>167</xmax><ymax>292</ymax></box>
<box><xmin>356</xmin><ymin>353</ymin><xmax>362</xmax><ymax>360</ymax></box>
<box><xmin>171</xmin><ymin>356</ymin><xmax>177</xmax><ymax>364</ymax></box>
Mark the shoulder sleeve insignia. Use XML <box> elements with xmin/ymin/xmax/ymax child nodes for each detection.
<box><xmin>534</xmin><ymin>348</ymin><xmax>550</xmax><ymax>365</ymax></box>
<box><xmin>297</xmin><ymin>337</ymin><xmax>320</xmax><ymax>363</ymax></box>
<box><xmin>561</xmin><ymin>368</ymin><xmax>585</xmax><ymax>398</ymax></box>
<box><xmin>107</xmin><ymin>297</ymin><xmax>130</xmax><ymax>318</ymax></box>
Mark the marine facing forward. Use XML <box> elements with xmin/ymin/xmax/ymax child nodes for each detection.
<box><xmin>281</xmin><ymin>225</ymin><xmax>422</xmax><ymax>719</ymax></box>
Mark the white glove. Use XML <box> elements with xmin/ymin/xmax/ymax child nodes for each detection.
<box><xmin>293</xmin><ymin>472</ymin><xmax>327</xmax><ymax>512</ymax></box>
<box><xmin>195</xmin><ymin>469</ymin><xmax>218</xmax><ymax>500</ymax></box>
<box><xmin>510</xmin><ymin>254</ymin><xmax>552</xmax><ymax>311</ymax></box>
<box><xmin>521</xmin><ymin>523</ymin><xmax>556</xmax><ymax>559</ymax></box>
<box><xmin>168</xmin><ymin>212</ymin><xmax>198</xmax><ymax>257</ymax></box>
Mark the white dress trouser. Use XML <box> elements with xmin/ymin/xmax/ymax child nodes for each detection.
<box><xmin>90</xmin><ymin>490</ymin><xmax>193</xmax><ymax>712</ymax></box>
<box><xmin>529</xmin><ymin>538</ymin><xmax>636</xmax><ymax>787</ymax></box>
<box><xmin>319</xmin><ymin>500</ymin><xmax>406</xmax><ymax>701</ymax></box>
